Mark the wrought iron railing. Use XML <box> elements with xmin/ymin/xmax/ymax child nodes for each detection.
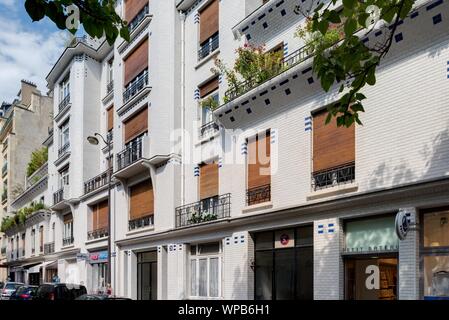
<box><xmin>58</xmin><ymin>94</ymin><xmax>71</xmax><ymax>113</ymax></box>
<box><xmin>44</xmin><ymin>242</ymin><xmax>55</xmax><ymax>254</ymax></box>
<box><xmin>128</xmin><ymin>4</ymin><xmax>150</xmax><ymax>33</ymax></box>
<box><xmin>311</xmin><ymin>162</ymin><xmax>355</xmax><ymax>191</ymax></box>
<box><xmin>176</xmin><ymin>194</ymin><xmax>231</xmax><ymax>228</ymax></box>
<box><xmin>199</xmin><ymin>121</ymin><xmax>219</xmax><ymax>139</ymax></box>
<box><xmin>26</xmin><ymin>162</ymin><xmax>48</xmax><ymax>188</ymax></box>
<box><xmin>1</xmin><ymin>189</ymin><xmax>7</xmax><ymax>203</ymax></box>
<box><xmin>107</xmin><ymin>130</ymin><xmax>113</xmax><ymax>143</ymax></box>
<box><xmin>224</xmin><ymin>45</ymin><xmax>313</xmax><ymax>102</ymax></box>
<box><xmin>116</xmin><ymin>136</ymin><xmax>144</xmax><ymax>171</ymax></box>
<box><xmin>84</xmin><ymin>169</ymin><xmax>112</xmax><ymax>194</ymax></box>
<box><xmin>58</xmin><ymin>142</ymin><xmax>70</xmax><ymax>157</ymax></box>
<box><xmin>2</xmin><ymin>161</ymin><xmax>7</xmax><ymax>176</ymax></box>
<box><xmin>123</xmin><ymin>71</ymin><xmax>149</xmax><ymax>103</ymax></box>
<box><xmin>106</xmin><ymin>80</ymin><xmax>114</xmax><ymax>94</ymax></box>
<box><xmin>128</xmin><ymin>215</ymin><xmax>154</xmax><ymax>231</ymax></box>
<box><xmin>87</xmin><ymin>227</ymin><xmax>109</xmax><ymax>240</ymax></box>
<box><xmin>53</xmin><ymin>188</ymin><xmax>64</xmax><ymax>205</ymax></box>
<box><xmin>247</xmin><ymin>184</ymin><xmax>271</xmax><ymax>206</ymax></box>
<box><xmin>198</xmin><ymin>33</ymin><xmax>219</xmax><ymax>61</ymax></box>
<box><xmin>62</xmin><ymin>236</ymin><xmax>74</xmax><ymax>246</ymax></box>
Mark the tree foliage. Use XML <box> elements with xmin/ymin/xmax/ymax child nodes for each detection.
<box><xmin>26</xmin><ymin>146</ymin><xmax>48</xmax><ymax>177</ymax></box>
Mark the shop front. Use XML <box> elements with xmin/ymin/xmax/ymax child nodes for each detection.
<box><xmin>88</xmin><ymin>251</ymin><xmax>108</xmax><ymax>294</ymax></box>
<box><xmin>343</xmin><ymin>214</ymin><xmax>399</xmax><ymax>300</ymax></box>
<box><xmin>137</xmin><ymin>251</ymin><xmax>157</xmax><ymax>300</ymax></box>
<box><xmin>253</xmin><ymin>225</ymin><xmax>313</xmax><ymax>300</ymax></box>
<box><xmin>421</xmin><ymin>207</ymin><xmax>449</xmax><ymax>300</ymax></box>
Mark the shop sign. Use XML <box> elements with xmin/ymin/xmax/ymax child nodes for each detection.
<box><xmin>395</xmin><ymin>210</ymin><xmax>411</xmax><ymax>240</ymax></box>
<box><xmin>89</xmin><ymin>251</ymin><xmax>108</xmax><ymax>264</ymax></box>
<box><xmin>76</xmin><ymin>253</ymin><xmax>89</xmax><ymax>262</ymax></box>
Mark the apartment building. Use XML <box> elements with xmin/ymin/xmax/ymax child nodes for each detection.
<box><xmin>2</xmin><ymin>0</ymin><xmax>449</xmax><ymax>300</ymax></box>
<box><xmin>0</xmin><ymin>81</ymin><xmax>53</xmax><ymax>283</ymax></box>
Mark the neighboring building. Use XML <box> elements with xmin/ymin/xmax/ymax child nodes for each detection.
<box><xmin>0</xmin><ymin>81</ymin><xmax>53</xmax><ymax>282</ymax></box>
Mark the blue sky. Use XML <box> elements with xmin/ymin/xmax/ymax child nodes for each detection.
<box><xmin>0</xmin><ymin>0</ymin><xmax>69</xmax><ymax>103</ymax></box>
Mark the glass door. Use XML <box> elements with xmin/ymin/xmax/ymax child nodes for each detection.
<box><xmin>137</xmin><ymin>251</ymin><xmax>157</xmax><ymax>300</ymax></box>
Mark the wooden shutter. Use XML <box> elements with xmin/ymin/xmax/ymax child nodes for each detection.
<box><xmin>129</xmin><ymin>179</ymin><xmax>154</xmax><ymax>220</ymax></box>
<box><xmin>91</xmin><ymin>200</ymin><xmax>109</xmax><ymax>230</ymax></box>
<box><xmin>199</xmin><ymin>0</ymin><xmax>219</xmax><ymax>44</ymax></box>
<box><xmin>91</xmin><ymin>204</ymin><xmax>98</xmax><ymax>231</ymax></box>
<box><xmin>199</xmin><ymin>77</ymin><xmax>219</xmax><ymax>98</ymax></box>
<box><xmin>63</xmin><ymin>213</ymin><xmax>73</xmax><ymax>223</ymax></box>
<box><xmin>247</xmin><ymin>131</ymin><xmax>271</xmax><ymax>189</ymax></box>
<box><xmin>39</xmin><ymin>226</ymin><xmax>43</xmax><ymax>249</ymax></box>
<box><xmin>125</xmin><ymin>0</ymin><xmax>148</xmax><ymax>22</ymax></box>
<box><xmin>199</xmin><ymin>162</ymin><xmax>219</xmax><ymax>200</ymax></box>
<box><xmin>312</xmin><ymin>109</ymin><xmax>355</xmax><ymax>172</ymax></box>
<box><xmin>124</xmin><ymin>38</ymin><xmax>148</xmax><ymax>85</ymax></box>
<box><xmin>107</xmin><ymin>106</ymin><xmax>114</xmax><ymax>132</ymax></box>
<box><xmin>124</xmin><ymin>106</ymin><xmax>148</xmax><ymax>143</ymax></box>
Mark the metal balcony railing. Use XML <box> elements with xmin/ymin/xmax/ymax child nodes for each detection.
<box><xmin>128</xmin><ymin>215</ymin><xmax>154</xmax><ymax>231</ymax></box>
<box><xmin>199</xmin><ymin>121</ymin><xmax>219</xmax><ymax>139</ymax></box>
<box><xmin>44</xmin><ymin>242</ymin><xmax>55</xmax><ymax>254</ymax></box>
<box><xmin>62</xmin><ymin>236</ymin><xmax>74</xmax><ymax>246</ymax></box>
<box><xmin>58</xmin><ymin>94</ymin><xmax>71</xmax><ymax>113</ymax></box>
<box><xmin>53</xmin><ymin>188</ymin><xmax>64</xmax><ymax>205</ymax></box>
<box><xmin>311</xmin><ymin>162</ymin><xmax>355</xmax><ymax>191</ymax></box>
<box><xmin>176</xmin><ymin>194</ymin><xmax>231</xmax><ymax>228</ymax></box>
<box><xmin>107</xmin><ymin>130</ymin><xmax>113</xmax><ymax>143</ymax></box>
<box><xmin>58</xmin><ymin>142</ymin><xmax>70</xmax><ymax>157</ymax></box>
<box><xmin>128</xmin><ymin>4</ymin><xmax>150</xmax><ymax>33</ymax></box>
<box><xmin>123</xmin><ymin>71</ymin><xmax>149</xmax><ymax>104</ymax></box>
<box><xmin>246</xmin><ymin>184</ymin><xmax>271</xmax><ymax>206</ymax></box>
<box><xmin>198</xmin><ymin>33</ymin><xmax>219</xmax><ymax>61</ymax></box>
<box><xmin>106</xmin><ymin>80</ymin><xmax>114</xmax><ymax>94</ymax></box>
<box><xmin>1</xmin><ymin>189</ymin><xmax>7</xmax><ymax>203</ymax></box>
<box><xmin>116</xmin><ymin>136</ymin><xmax>144</xmax><ymax>171</ymax></box>
<box><xmin>84</xmin><ymin>169</ymin><xmax>112</xmax><ymax>195</ymax></box>
<box><xmin>87</xmin><ymin>227</ymin><xmax>109</xmax><ymax>241</ymax></box>
<box><xmin>26</xmin><ymin>162</ymin><xmax>48</xmax><ymax>188</ymax></box>
<box><xmin>1</xmin><ymin>161</ymin><xmax>7</xmax><ymax>176</ymax></box>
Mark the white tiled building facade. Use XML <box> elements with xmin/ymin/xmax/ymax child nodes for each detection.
<box><xmin>2</xmin><ymin>0</ymin><xmax>449</xmax><ymax>300</ymax></box>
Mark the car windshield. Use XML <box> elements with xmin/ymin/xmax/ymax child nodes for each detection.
<box><xmin>5</xmin><ymin>283</ymin><xmax>21</xmax><ymax>290</ymax></box>
<box><xmin>16</xmin><ymin>286</ymin><xmax>36</xmax><ymax>295</ymax></box>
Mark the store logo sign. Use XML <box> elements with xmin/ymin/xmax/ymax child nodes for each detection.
<box><xmin>395</xmin><ymin>210</ymin><xmax>411</xmax><ymax>240</ymax></box>
<box><xmin>365</xmin><ymin>265</ymin><xmax>380</xmax><ymax>290</ymax></box>
<box><xmin>280</xmin><ymin>234</ymin><xmax>290</xmax><ymax>246</ymax></box>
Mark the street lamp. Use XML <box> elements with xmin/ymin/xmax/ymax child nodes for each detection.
<box><xmin>87</xmin><ymin>132</ymin><xmax>112</xmax><ymax>293</ymax></box>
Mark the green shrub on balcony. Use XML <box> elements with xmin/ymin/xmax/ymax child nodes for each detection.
<box><xmin>0</xmin><ymin>202</ymin><xmax>48</xmax><ymax>233</ymax></box>
<box><xmin>294</xmin><ymin>18</ymin><xmax>342</xmax><ymax>55</ymax></box>
<box><xmin>26</xmin><ymin>147</ymin><xmax>48</xmax><ymax>177</ymax></box>
<box><xmin>200</xmin><ymin>96</ymin><xmax>219</xmax><ymax>111</ymax></box>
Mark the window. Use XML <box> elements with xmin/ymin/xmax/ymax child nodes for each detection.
<box><xmin>199</xmin><ymin>77</ymin><xmax>219</xmax><ymax>127</ymax></box>
<box><xmin>63</xmin><ymin>213</ymin><xmax>73</xmax><ymax>245</ymax></box>
<box><xmin>107</xmin><ymin>59</ymin><xmax>114</xmax><ymax>84</ymax></box>
<box><xmin>59</xmin><ymin>74</ymin><xmax>70</xmax><ymax>102</ymax></box>
<box><xmin>190</xmin><ymin>242</ymin><xmax>222</xmax><ymax>298</ymax></box>
<box><xmin>198</xmin><ymin>0</ymin><xmax>219</xmax><ymax>60</ymax></box>
<box><xmin>21</xmin><ymin>233</ymin><xmax>25</xmax><ymax>257</ymax></box>
<box><xmin>124</xmin><ymin>39</ymin><xmax>149</xmax><ymax>87</ymax></box>
<box><xmin>39</xmin><ymin>226</ymin><xmax>44</xmax><ymax>253</ymax></box>
<box><xmin>124</xmin><ymin>0</ymin><xmax>148</xmax><ymax>25</ymax></box>
<box><xmin>247</xmin><ymin>130</ymin><xmax>271</xmax><ymax>206</ymax></box>
<box><xmin>90</xmin><ymin>200</ymin><xmax>109</xmax><ymax>232</ymax></box>
<box><xmin>59</xmin><ymin>119</ymin><xmax>70</xmax><ymax>149</ymax></box>
<box><xmin>31</xmin><ymin>229</ymin><xmax>35</xmax><ymax>254</ymax></box>
<box><xmin>52</xmin><ymin>222</ymin><xmax>55</xmax><ymax>243</ymax></box>
<box><xmin>123</xmin><ymin>106</ymin><xmax>148</xmax><ymax>144</ymax></box>
<box><xmin>129</xmin><ymin>179</ymin><xmax>154</xmax><ymax>230</ymax></box>
<box><xmin>59</xmin><ymin>166</ymin><xmax>69</xmax><ymax>189</ymax></box>
<box><xmin>422</xmin><ymin>208</ymin><xmax>449</xmax><ymax>299</ymax></box>
<box><xmin>312</xmin><ymin>109</ymin><xmax>355</xmax><ymax>190</ymax></box>
<box><xmin>107</xmin><ymin>106</ymin><xmax>114</xmax><ymax>134</ymax></box>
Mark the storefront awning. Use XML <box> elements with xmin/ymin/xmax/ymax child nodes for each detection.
<box><xmin>43</xmin><ymin>260</ymin><xmax>57</xmax><ymax>269</ymax></box>
<box><xmin>23</xmin><ymin>262</ymin><xmax>42</xmax><ymax>273</ymax></box>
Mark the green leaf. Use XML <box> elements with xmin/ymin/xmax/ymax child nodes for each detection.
<box><xmin>25</xmin><ymin>0</ymin><xmax>46</xmax><ymax>21</ymax></box>
<box><xmin>344</xmin><ymin>18</ymin><xmax>357</xmax><ymax>37</ymax></box>
<box><xmin>328</xmin><ymin>10</ymin><xmax>341</xmax><ymax>24</ymax></box>
<box><xmin>342</xmin><ymin>0</ymin><xmax>356</xmax><ymax>9</ymax></box>
<box><xmin>366</xmin><ymin>67</ymin><xmax>376</xmax><ymax>85</ymax></box>
<box><xmin>317</xmin><ymin>19</ymin><xmax>329</xmax><ymax>35</ymax></box>
<box><xmin>120</xmin><ymin>27</ymin><xmax>130</xmax><ymax>42</ymax></box>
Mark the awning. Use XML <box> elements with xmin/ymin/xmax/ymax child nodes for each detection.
<box><xmin>28</xmin><ymin>263</ymin><xmax>44</xmax><ymax>273</ymax></box>
<box><xmin>43</xmin><ymin>260</ymin><xmax>57</xmax><ymax>269</ymax></box>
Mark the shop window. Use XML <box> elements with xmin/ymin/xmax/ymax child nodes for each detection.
<box><xmin>190</xmin><ymin>242</ymin><xmax>222</xmax><ymax>298</ymax></box>
<box><xmin>254</xmin><ymin>226</ymin><xmax>313</xmax><ymax>300</ymax></box>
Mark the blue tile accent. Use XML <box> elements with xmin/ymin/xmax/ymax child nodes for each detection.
<box><xmin>218</xmin><ymin>157</ymin><xmax>223</xmax><ymax>168</ymax></box>
<box><xmin>280</xmin><ymin>79</ymin><xmax>289</xmax><ymax>86</ymax></box>
<box><xmin>307</xmin><ymin>77</ymin><xmax>314</xmax><ymax>84</ymax></box>
<box><xmin>427</xmin><ymin>0</ymin><xmax>443</xmax><ymax>11</ymax></box>
<box><xmin>281</xmin><ymin>9</ymin><xmax>286</xmax><ymax>16</ymax></box>
<box><xmin>328</xmin><ymin>223</ymin><xmax>334</xmax><ymax>227</ymax></box>
<box><xmin>194</xmin><ymin>166</ymin><xmax>200</xmax><ymax>177</ymax></box>
<box><xmin>285</xmin><ymin>88</ymin><xmax>291</xmax><ymax>95</ymax></box>
<box><xmin>194</xmin><ymin>88</ymin><xmax>200</xmax><ymax>100</ymax></box>
<box><xmin>318</xmin><ymin>230</ymin><xmax>324</xmax><ymax>234</ymax></box>
<box><xmin>328</xmin><ymin>229</ymin><xmax>335</xmax><ymax>233</ymax></box>
<box><xmin>318</xmin><ymin>225</ymin><xmax>324</xmax><ymax>229</ymax></box>
<box><xmin>241</xmin><ymin>142</ymin><xmax>248</xmax><ymax>155</ymax></box>
<box><xmin>283</xmin><ymin>42</ymin><xmax>288</xmax><ymax>57</ymax></box>
<box><xmin>265</xmin><ymin>99</ymin><xmax>271</xmax><ymax>105</ymax></box>
<box><xmin>375</xmin><ymin>30</ymin><xmax>383</xmax><ymax>37</ymax></box>
<box><xmin>194</xmin><ymin>13</ymin><xmax>200</xmax><ymax>24</ymax></box>
<box><xmin>263</xmin><ymin>22</ymin><xmax>268</xmax><ymax>29</ymax></box>
<box><xmin>411</xmin><ymin>11</ymin><xmax>419</xmax><ymax>19</ymax></box>
<box><xmin>246</xmin><ymin>108</ymin><xmax>252</xmax><ymax>114</ymax></box>
<box><xmin>246</xmin><ymin>34</ymin><xmax>251</xmax><ymax>41</ymax></box>
<box><xmin>395</xmin><ymin>33</ymin><xmax>403</xmax><ymax>42</ymax></box>
<box><xmin>230</xmin><ymin>116</ymin><xmax>235</xmax><ymax>122</ymax></box>
<box><xmin>433</xmin><ymin>13</ymin><xmax>442</xmax><ymax>24</ymax></box>
<box><xmin>302</xmin><ymin>67</ymin><xmax>312</xmax><ymax>74</ymax></box>
<box><xmin>362</xmin><ymin>38</ymin><xmax>369</xmax><ymax>43</ymax></box>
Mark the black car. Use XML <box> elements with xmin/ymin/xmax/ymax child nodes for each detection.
<box><xmin>76</xmin><ymin>294</ymin><xmax>132</xmax><ymax>300</ymax></box>
<box><xmin>10</xmin><ymin>285</ymin><xmax>38</xmax><ymax>300</ymax></box>
<box><xmin>34</xmin><ymin>283</ymin><xmax>87</xmax><ymax>301</ymax></box>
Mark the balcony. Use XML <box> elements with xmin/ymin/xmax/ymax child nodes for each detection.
<box><xmin>311</xmin><ymin>162</ymin><xmax>355</xmax><ymax>191</ymax></box>
<box><xmin>58</xmin><ymin>142</ymin><xmax>70</xmax><ymax>158</ymax></box>
<box><xmin>84</xmin><ymin>169</ymin><xmax>112</xmax><ymax>195</ymax></box>
<box><xmin>87</xmin><ymin>227</ymin><xmax>108</xmax><ymax>241</ymax></box>
<box><xmin>246</xmin><ymin>184</ymin><xmax>271</xmax><ymax>206</ymax></box>
<box><xmin>176</xmin><ymin>194</ymin><xmax>231</xmax><ymax>228</ymax></box>
<box><xmin>128</xmin><ymin>4</ymin><xmax>150</xmax><ymax>34</ymax></box>
<box><xmin>1</xmin><ymin>161</ymin><xmax>7</xmax><ymax>177</ymax></box>
<box><xmin>26</xmin><ymin>162</ymin><xmax>48</xmax><ymax>188</ymax></box>
<box><xmin>44</xmin><ymin>242</ymin><xmax>55</xmax><ymax>255</ymax></box>
<box><xmin>106</xmin><ymin>130</ymin><xmax>113</xmax><ymax>143</ymax></box>
<box><xmin>198</xmin><ymin>33</ymin><xmax>219</xmax><ymax>61</ymax></box>
<box><xmin>199</xmin><ymin>121</ymin><xmax>219</xmax><ymax>140</ymax></box>
<box><xmin>58</xmin><ymin>94</ymin><xmax>71</xmax><ymax>113</ymax></box>
<box><xmin>62</xmin><ymin>236</ymin><xmax>74</xmax><ymax>247</ymax></box>
<box><xmin>1</xmin><ymin>189</ymin><xmax>7</xmax><ymax>203</ymax></box>
<box><xmin>128</xmin><ymin>215</ymin><xmax>154</xmax><ymax>231</ymax></box>
<box><xmin>123</xmin><ymin>71</ymin><xmax>149</xmax><ymax>104</ymax></box>
<box><xmin>106</xmin><ymin>80</ymin><xmax>114</xmax><ymax>95</ymax></box>
<box><xmin>115</xmin><ymin>135</ymin><xmax>150</xmax><ymax>179</ymax></box>
<box><xmin>52</xmin><ymin>186</ymin><xmax>71</xmax><ymax>210</ymax></box>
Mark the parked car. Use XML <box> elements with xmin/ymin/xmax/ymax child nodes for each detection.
<box><xmin>34</xmin><ymin>283</ymin><xmax>87</xmax><ymax>301</ymax></box>
<box><xmin>76</xmin><ymin>294</ymin><xmax>131</xmax><ymax>300</ymax></box>
<box><xmin>10</xmin><ymin>285</ymin><xmax>38</xmax><ymax>300</ymax></box>
<box><xmin>1</xmin><ymin>282</ymin><xmax>24</xmax><ymax>300</ymax></box>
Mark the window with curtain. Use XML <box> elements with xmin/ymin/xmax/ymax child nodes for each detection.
<box><xmin>190</xmin><ymin>242</ymin><xmax>221</xmax><ymax>298</ymax></box>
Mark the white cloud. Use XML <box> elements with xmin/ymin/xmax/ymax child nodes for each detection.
<box><xmin>0</xmin><ymin>14</ymin><xmax>65</xmax><ymax>103</ymax></box>
<box><xmin>0</xmin><ymin>0</ymin><xmax>16</xmax><ymax>10</ymax></box>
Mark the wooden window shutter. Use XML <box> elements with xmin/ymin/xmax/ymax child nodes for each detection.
<box><xmin>199</xmin><ymin>0</ymin><xmax>219</xmax><ymax>44</ymax></box>
<box><xmin>97</xmin><ymin>200</ymin><xmax>109</xmax><ymax>229</ymax></box>
<box><xmin>312</xmin><ymin>109</ymin><xmax>355</xmax><ymax>172</ymax></box>
<box><xmin>199</xmin><ymin>162</ymin><xmax>219</xmax><ymax>200</ymax></box>
<box><xmin>107</xmin><ymin>106</ymin><xmax>114</xmax><ymax>132</ymax></box>
<box><xmin>91</xmin><ymin>204</ymin><xmax>98</xmax><ymax>231</ymax></box>
<box><xmin>199</xmin><ymin>77</ymin><xmax>219</xmax><ymax>98</ymax></box>
<box><xmin>129</xmin><ymin>179</ymin><xmax>154</xmax><ymax>220</ymax></box>
<box><xmin>247</xmin><ymin>131</ymin><xmax>271</xmax><ymax>189</ymax></box>
<box><xmin>125</xmin><ymin>0</ymin><xmax>148</xmax><ymax>23</ymax></box>
<box><xmin>39</xmin><ymin>226</ymin><xmax>44</xmax><ymax>248</ymax></box>
<box><xmin>124</xmin><ymin>38</ymin><xmax>149</xmax><ymax>85</ymax></box>
<box><xmin>124</xmin><ymin>106</ymin><xmax>148</xmax><ymax>143</ymax></box>
<box><xmin>63</xmin><ymin>213</ymin><xmax>73</xmax><ymax>223</ymax></box>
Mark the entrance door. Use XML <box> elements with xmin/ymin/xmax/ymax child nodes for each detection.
<box><xmin>137</xmin><ymin>251</ymin><xmax>157</xmax><ymax>300</ymax></box>
<box><xmin>29</xmin><ymin>273</ymin><xmax>40</xmax><ymax>286</ymax></box>
<box><xmin>345</xmin><ymin>256</ymin><xmax>398</xmax><ymax>300</ymax></box>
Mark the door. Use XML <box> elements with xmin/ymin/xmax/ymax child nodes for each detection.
<box><xmin>137</xmin><ymin>251</ymin><xmax>157</xmax><ymax>300</ymax></box>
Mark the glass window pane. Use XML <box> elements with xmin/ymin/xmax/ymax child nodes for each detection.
<box><xmin>255</xmin><ymin>251</ymin><xmax>273</xmax><ymax>300</ymax></box>
<box><xmin>190</xmin><ymin>260</ymin><xmax>197</xmax><ymax>296</ymax></box>
<box><xmin>424</xmin><ymin>255</ymin><xmax>449</xmax><ymax>298</ymax></box>
<box><xmin>424</xmin><ymin>211</ymin><xmax>449</xmax><ymax>247</ymax></box>
<box><xmin>198</xmin><ymin>242</ymin><xmax>219</xmax><ymax>255</ymax></box>
<box><xmin>296</xmin><ymin>225</ymin><xmax>313</xmax><ymax>246</ymax></box>
<box><xmin>255</xmin><ymin>232</ymin><xmax>273</xmax><ymax>251</ymax></box>
<box><xmin>209</xmin><ymin>258</ymin><xmax>219</xmax><ymax>297</ymax></box>
<box><xmin>199</xmin><ymin>259</ymin><xmax>207</xmax><ymax>297</ymax></box>
<box><xmin>151</xmin><ymin>262</ymin><xmax>157</xmax><ymax>300</ymax></box>
<box><xmin>295</xmin><ymin>247</ymin><xmax>314</xmax><ymax>300</ymax></box>
<box><xmin>274</xmin><ymin>249</ymin><xmax>295</xmax><ymax>300</ymax></box>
